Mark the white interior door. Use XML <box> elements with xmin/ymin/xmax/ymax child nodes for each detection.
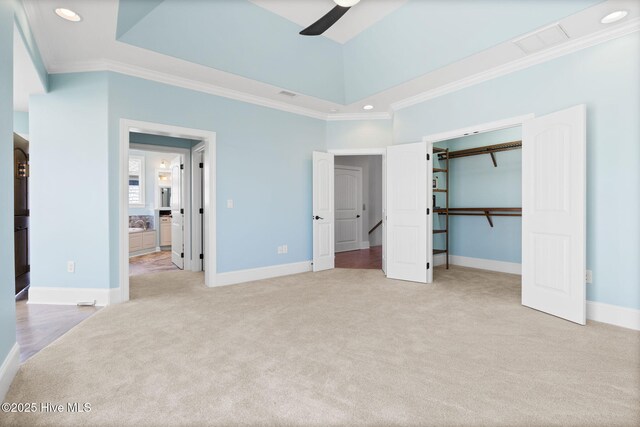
<box><xmin>170</xmin><ymin>156</ymin><xmax>184</xmax><ymax>269</ymax></box>
<box><xmin>522</xmin><ymin>104</ymin><xmax>586</xmax><ymax>324</ymax></box>
<box><xmin>313</xmin><ymin>151</ymin><xmax>335</xmax><ymax>272</ymax></box>
<box><xmin>334</xmin><ymin>166</ymin><xmax>362</xmax><ymax>253</ymax></box>
<box><xmin>386</xmin><ymin>142</ymin><xmax>429</xmax><ymax>283</ymax></box>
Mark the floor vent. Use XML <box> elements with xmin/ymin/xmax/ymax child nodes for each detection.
<box><xmin>513</xmin><ymin>23</ymin><xmax>569</xmax><ymax>55</ymax></box>
<box><xmin>278</xmin><ymin>90</ymin><xmax>297</xmax><ymax>97</ymax></box>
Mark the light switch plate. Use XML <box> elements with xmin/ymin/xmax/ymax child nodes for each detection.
<box><xmin>585</xmin><ymin>270</ymin><xmax>592</xmax><ymax>284</ymax></box>
<box><xmin>67</xmin><ymin>261</ymin><xmax>75</xmax><ymax>273</ymax></box>
<box><xmin>227</xmin><ymin>199</ymin><xmax>234</xmax><ymax>208</ymax></box>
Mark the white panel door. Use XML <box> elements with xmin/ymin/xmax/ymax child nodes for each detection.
<box><xmin>313</xmin><ymin>151</ymin><xmax>335</xmax><ymax>272</ymax></box>
<box><xmin>522</xmin><ymin>105</ymin><xmax>586</xmax><ymax>324</ymax></box>
<box><xmin>170</xmin><ymin>156</ymin><xmax>184</xmax><ymax>269</ymax></box>
<box><xmin>386</xmin><ymin>142</ymin><xmax>429</xmax><ymax>283</ymax></box>
<box><xmin>334</xmin><ymin>166</ymin><xmax>362</xmax><ymax>253</ymax></box>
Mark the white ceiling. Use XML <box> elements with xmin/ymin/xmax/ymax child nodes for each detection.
<box><xmin>249</xmin><ymin>0</ymin><xmax>408</xmax><ymax>44</ymax></box>
<box><xmin>16</xmin><ymin>0</ymin><xmax>640</xmax><ymax>118</ymax></box>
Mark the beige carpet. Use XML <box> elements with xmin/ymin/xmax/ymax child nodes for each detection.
<box><xmin>3</xmin><ymin>267</ymin><xmax>639</xmax><ymax>426</ymax></box>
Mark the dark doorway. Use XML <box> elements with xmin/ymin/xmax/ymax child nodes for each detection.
<box><xmin>14</xmin><ymin>133</ymin><xmax>29</xmax><ymax>297</ymax></box>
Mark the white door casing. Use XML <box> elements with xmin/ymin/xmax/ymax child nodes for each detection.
<box><xmin>522</xmin><ymin>105</ymin><xmax>586</xmax><ymax>324</ymax></box>
<box><xmin>381</xmin><ymin>155</ymin><xmax>387</xmax><ymax>274</ymax></box>
<box><xmin>426</xmin><ymin>143</ymin><xmax>433</xmax><ymax>283</ymax></box>
<box><xmin>170</xmin><ymin>156</ymin><xmax>184</xmax><ymax>269</ymax></box>
<box><xmin>313</xmin><ymin>151</ymin><xmax>335</xmax><ymax>272</ymax></box>
<box><xmin>334</xmin><ymin>166</ymin><xmax>362</xmax><ymax>253</ymax></box>
<box><xmin>386</xmin><ymin>142</ymin><xmax>429</xmax><ymax>283</ymax></box>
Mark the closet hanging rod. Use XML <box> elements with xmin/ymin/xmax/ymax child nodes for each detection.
<box><xmin>437</xmin><ymin>140</ymin><xmax>522</xmax><ymax>167</ymax></box>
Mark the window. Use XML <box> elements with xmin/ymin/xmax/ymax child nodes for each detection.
<box><xmin>129</xmin><ymin>156</ymin><xmax>145</xmax><ymax>207</ymax></box>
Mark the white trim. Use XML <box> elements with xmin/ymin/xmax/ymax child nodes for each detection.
<box><xmin>0</xmin><ymin>343</ymin><xmax>20</xmax><ymax>401</ymax></box>
<box><xmin>50</xmin><ymin>59</ymin><xmax>329</xmax><ymax>121</ymax></box>
<box><xmin>422</xmin><ymin>114</ymin><xmax>534</xmax><ymax>144</ymax></box>
<box><xmin>215</xmin><ymin>261</ymin><xmax>312</xmax><ymax>287</ymax></box>
<box><xmin>392</xmin><ymin>18</ymin><xmax>640</xmax><ymax>111</ymax></box>
<box><xmin>586</xmin><ymin>301</ymin><xmax>640</xmax><ymax>331</ymax></box>
<box><xmin>434</xmin><ymin>254</ymin><xmax>522</xmax><ymax>275</ymax></box>
<box><xmin>120</xmin><ymin>119</ymin><xmax>217</xmax><ymax>302</ymax></box>
<box><xmin>326</xmin><ymin>112</ymin><xmax>392</xmax><ymax>121</ymax></box>
<box><xmin>359</xmin><ymin>241</ymin><xmax>371</xmax><ymax>250</ymax></box>
<box><xmin>28</xmin><ymin>286</ymin><xmax>121</xmax><ymax>306</ymax></box>
<box><xmin>328</xmin><ymin>148</ymin><xmax>387</xmax><ymax>156</ymax></box>
<box><xmin>190</xmin><ymin>143</ymin><xmax>204</xmax><ymax>272</ymax></box>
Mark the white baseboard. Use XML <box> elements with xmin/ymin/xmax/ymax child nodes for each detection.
<box><xmin>587</xmin><ymin>301</ymin><xmax>640</xmax><ymax>331</ymax></box>
<box><xmin>28</xmin><ymin>286</ymin><xmax>121</xmax><ymax>306</ymax></box>
<box><xmin>434</xmin><ymin>254</ymin><xmax>521</xmax><ymax>275</ymax></box>
<box><xmin>359</xmin><ymin>241</ymin><xmax>370</xmax><ymax>250</ymax></box>
<box><xmin>0</xmin><ymin>343</ymin><xmax>20</xmax><ymax>401</ymax></box>
<box><xmin>215</xmin><ymin>261</ymin><xmax>312</xmax><ymax>287</ymax></box>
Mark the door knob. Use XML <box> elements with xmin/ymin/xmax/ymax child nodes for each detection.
<box><xmin>314</xmin><ymin>215</ymin><xmax>324</xmax><ymax>220</ymax></box>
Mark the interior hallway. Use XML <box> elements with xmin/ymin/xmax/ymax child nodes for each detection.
<box><xmin>335</xmin><ymin>246</ymin><xmax>382</xmax><ymax>269</ymax></box>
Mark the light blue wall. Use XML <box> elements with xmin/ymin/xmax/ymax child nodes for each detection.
<box><xmin>108</xmin><ymin>72</ymin><xmax>327</xmax><ymax>282</ymax></box>
<box><xmin>118</xmin><ymin>0</ymin><xmax>345</xmax><ymax>104</ymax></box>
<box><xmin>13</xmin><ymin>110</ymin><xmax>28</xmax><ymax>134</ymax></box>
<box><xmin>433</xmin><ymin>127</ymin><xmax>522</xmax><ymax>263</ymax></box>
<box><xmin>394</xmin><ymin>33</ymin><xmax>640</xmax><ymax>310</ymax></box>
<box><xmin>342</xmin><ymin>0</ymin><xmax>600</xmax><ymax>103</ymax></box>
<box><xmin>29</xmin><ymin>73</ymin><xmax>111</xmax><ymax>290</ymax></box>
<box><xmin>116</xmin><ymin>0</ymin><xmax>164</xmax><ymax>38</ymax></box>
<box><xmin>326</xmin><ymin>119</ymin><xmax>392</xmax><ymax>149</ymax></box>
<box><xmin>0</xmin><ymin>0</ymin><xmax>16</xmax><ymax>365</ymax></box>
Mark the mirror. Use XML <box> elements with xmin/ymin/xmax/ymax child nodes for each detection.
<box><xmin>160</xmin><ymin>188</ymin><xmax>171</xmax><ymax>208</ymax></box>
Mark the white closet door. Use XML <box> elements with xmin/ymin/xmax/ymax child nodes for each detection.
<box><xmin>312</xmin><ymin>151</ymin><xmax>335</xmax><ymax>272</ymax></box>
<box><xmin>522</xmin><ymin>105</ymin><xmax>586</xmax><ymax>324</ymax></box>
<box><xmin>170</xmin><ymin>156</ymin><xmax>184</xmax><ymax>269</ymax></box>
<box><xmin>386</xmin><ymin>142</ymin><xmax>429</xmax><ymax>283</ymax></box>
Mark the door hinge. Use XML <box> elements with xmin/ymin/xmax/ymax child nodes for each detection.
<box><xmin>427</xmin><ymin>208</ymin><xmax>430</xmax><ymax>215</ymax></box>
<box><xmin>180</xmin><ymin>252</ymin><xmax>184</xmax><ymax>258</ymax></box>
<box><xmin>199</xmin><ymin>208</ymin><xmax>203</xmax><ymax>214</ymax></box>
<box><xmin>199</xmin><ymin>253</ymin><xmax>204</xmax><ymax>260</ymax></box>
<box><xmin>180</xmin><ymin>208</ymin><xmax>184</xmax><ymax>214</ymax></box>
<box><xmin>427</xmin><ymin>262</ymin><xmax>430</xmax><ymax>269</ymax></box>
<box><xmin>180</xmin><ymin>164</ymin><xmax>184</xmax><ymax>170</ymax></box>
<box><xmin>427</xmin><ymin>153</ymin><xmax>431</xmax><ymax>161</ymax></box>
<box><xmin>199</xmin><ymin>162</ymin><xmax>203</xmax><ymax>168</ymax></box>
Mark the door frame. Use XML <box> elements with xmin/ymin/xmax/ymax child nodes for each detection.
<box><xmin>328</xmin><ymin>148</ymin><xmax>386</xmax><ymax>272</ymax></box>
<box><xmin>422</xmin><ymin>113</ymin><xmax>534</xmax><ymax>276</ymax></box>
<box><xmin>119</xmin><ymin>119</ymin><xmax>217</xmax><ymax>303</ymax></box>
<box><xmin>334</xmin><ymin>165</ymin><xmax>363</xmax><ymax>253</ymax></box>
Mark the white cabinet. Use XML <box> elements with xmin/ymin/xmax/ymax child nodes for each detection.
<box><xmin>129</xmin><ymin>230</ymin><xmax>157</xmax><ymax>253</ymax></box>
<box><xmin>160</xmin><ymin>217</ymin><xmax>172</xmax><ymax>246</ymax></box>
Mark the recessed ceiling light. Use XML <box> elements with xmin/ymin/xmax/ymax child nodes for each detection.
<box><xmin>334</xmin><ymin>0</ymin><xmax>361</xmax><ymax>7</ymax></box>
<box><xmin>363</xmin><ymin>105</ymin><xmax>374</xmax><ymax>111</ymax></box>
<box><xmin>54</xmin><ymin>8</ymin><xmax>82</xmax><ymax>22</ymax></box>
<box><xmin>601</xmin><ymin>10</ymin><xmax>628</xmax><ymax>24</ymax></box>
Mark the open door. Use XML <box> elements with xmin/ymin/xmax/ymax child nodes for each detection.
<box><xmin>522</xmin><ymin>105</ymin><xmax>586</xmax><ymax>324</ymax></box>
<box><xmin>386</xmin><ymin>142</ymin><xmax>429</xmax><ymax>283</ymax></box>
<box><xmin>312</xmin><ymin>151</ymin><xmax>334</xmax><ymax>272</ymax></box>
<box><xmin>170</xmin><ymin>156</ymin><xmax>184</xmax><ymax>269</ymax></box>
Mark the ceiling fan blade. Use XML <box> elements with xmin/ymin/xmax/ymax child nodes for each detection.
<box><xmin>299</xmin><ymin>5</ymin><xmax>350</xmax><ymax>36</ymax></box>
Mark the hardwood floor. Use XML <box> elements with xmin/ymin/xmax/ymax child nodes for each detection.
<box><xmin>129</xmin><ymin>250</ymin><xmax>179</xmax><ymax>276</ymax></box>
<box><xmin>335</xmin><ymin>245</ymin><xmax>382</xmax><ymax>269</ymax></box>
<box><xmin>16</xmin><ymin>296</ymin><xmax>100</xmax><ymax>362</ymax></box>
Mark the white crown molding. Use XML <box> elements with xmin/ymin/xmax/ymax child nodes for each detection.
<box><xmin>391</xmin><ymin>17</ymin><xmax>640</xmax><ymax>111</ymax></box>
<box><xmin>0</xmin><ymin>343</ymin><xmax>20</xmax><ymax>401</ymax></box>
<box><xmin>327</xmin><ymin>112</ymin><xmax>392</xmax><ymax>121</ymax></box>
<box><xmin>48</xmin><ymin>59</ymin><xmax>331</xmax><ymax>121</ymax></box>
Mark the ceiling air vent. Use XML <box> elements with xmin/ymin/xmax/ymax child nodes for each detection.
<box><xmin>513</xmin><ymin>24</ymin><xmax>569</xmax><ymax>55</ymax></box>
<box><xmin>278</xmin><ymin>90</ymin><xmax>297</xmax><ymax>98</ymax></box>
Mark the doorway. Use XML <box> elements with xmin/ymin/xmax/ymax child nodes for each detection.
<box><xmin>334</xmin><ymin>156</ymin><xmax>383</xmax><ymax>269</ymax></box>
<box><xmin>127</xmin><ymin>144</ymin><xmax>186</xmax><ymax>276</ymax></box>
<box><xmin>119</xmin><ymin>120</ymin><xmax>217</xmax><ymax>302</ymax></box>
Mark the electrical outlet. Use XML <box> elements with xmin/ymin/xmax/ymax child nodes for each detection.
<box><xmin>226</xmin><ymin>199</ymin><xmax>234</xmax><ymax>208</ymax></box>
<box><xmin>283</xmin><ymin>244</ymin><xmax>288</xmax><ymax>254</ymax></box>
<box><xmin>277</xmin><ymin>246</ymin><xmax>283</xmax><ymax>254</ymax></box>
<box><xmin>67</xmin><ymin>261</ymin><xmax>75</xmax><ymax>273</ymax></box>
<box><xmin>585</xmin><ymin>270</ymin><xmax>593</xmax><ymax>284</ymax></box>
